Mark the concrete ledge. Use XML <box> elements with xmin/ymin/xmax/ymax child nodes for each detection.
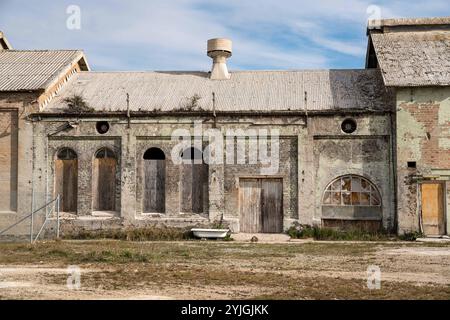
<box><xmin>232</xmin><ymin>233</ymin><xmax>290</xmax><ymax>243</ymax></box>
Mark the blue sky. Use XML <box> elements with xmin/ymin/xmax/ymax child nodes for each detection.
<box><xmin>0</xmin><ymin>0</ymin><xmax>448</xmax><ymax>71</ymax></box>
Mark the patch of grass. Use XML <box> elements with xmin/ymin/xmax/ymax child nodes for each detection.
<box><xmin>287</xmin><ymin>224</ymin><xmax>398</xmax><ymax>241</ymax></box>
<box><xmin>62</xmin><ymin>226</ymin><xmax>194</xmax><ymax>241</ymax></box>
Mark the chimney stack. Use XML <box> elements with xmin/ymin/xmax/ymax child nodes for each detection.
<box><xmin>207</xmin><ymin>38</ymin><xmax>232</xmax><ymax>80</ymax></box>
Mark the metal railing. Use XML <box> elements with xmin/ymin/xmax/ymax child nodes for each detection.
<box><xmin>0</xmin><ymin>195</ymin><xmax>60</xmax><ymax>244</ymax></box>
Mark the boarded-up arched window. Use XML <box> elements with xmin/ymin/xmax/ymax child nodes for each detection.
<box><xmin>321</xmin><ymin>175</ymin><xmax>382</xmax><ymax>231</ymax></box>
<box><xmin>322</xmin><ymin>175</ymin><xmax>381</xmax><ymax>206</ymax></box>
<box><xmin>143</xmin><ymin>148</ymin><xmax>165</xmax><ymax>213</ymax></box>
<box><xmin>181</xmin><ymin>147</ymin><xmax>208</xmax><ymax>214</ymax></box>
<box><xmin>55</xmin><ymin>148</ymin><xmax>78</xmax><ymax>213</ymax></box>
<box><xmin>93</xmin><ymin>147</ymin><xmax>117</xmax><ymax>211</ymax></box>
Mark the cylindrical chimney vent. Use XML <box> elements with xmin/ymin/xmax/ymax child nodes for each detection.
<box><xmin>207</xmin><ymin>38</ymin><xmax>232</xmax><ymax>80</ymax></box>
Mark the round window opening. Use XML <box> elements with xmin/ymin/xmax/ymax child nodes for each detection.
<box><xmin>341</xmin><ymin>118</ymin><xmax>357</xmax><ymax>134</ymax></box>
<box><xmin>96</xmin><ymin>121</ymin><xmax>110</xmax><ymax>134</ymax></box>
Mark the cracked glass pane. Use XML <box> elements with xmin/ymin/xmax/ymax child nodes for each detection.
<box><xmin>360</xmin><ymin>192</ymin><xmax>370</xmax><ymax>205</ymax></box>
<box><xmin>351</xmin><ymin>192</ymin><xmax>360</xmax><ymax>205</ymax></box>
<box><xmin>342</xmin><ymin>192</ymin><xmax>351</xmax><ymax>205</ymax></box>
<box><xmin>323</xmin><ymin>192</ymin><xmax>331</xmax><ymax>204</ymax></box>
<box><xmin>331</xmin><ymin>192</ymin><xmax>341</xmax><ymax>205</ymax></box>
<box><xmin>342</xmin><ymin>177</ymin><xmax>351</xmax><ymax>191</ymax></box>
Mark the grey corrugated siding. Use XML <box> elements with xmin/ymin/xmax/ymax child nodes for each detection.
<box><xmin>371</xmin><ymin>31</ymin><xmax>450</xmax><ymax>87</ymax></box>
<box><xmin>0</xmin><ymin>50</ymin><xmax>84</xmax><ymax>91</ymax></box>
<box><xmin>45</xmin><ymin>69</ymin><xmax>393</xmax><ymax>113</ymax></box>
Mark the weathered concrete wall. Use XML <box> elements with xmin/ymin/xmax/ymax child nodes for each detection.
<box><xmin>0</xmin><ymin>92</ymin><xmax>42</xmax><ymax>235</ymax></box>
<box><xmin>0</xmin><ymin>108</ymin><xmax>395</xmax><ymax>235</ymax></box>
<box><xmin>396</xmin><ymin>87</ymin><xmax>450</xmax><ymax>234</ymax></box>
<box><xmin>308</xmin><ymin>114</ymin><xmax>395</xmax><ymax>231</ymax></box>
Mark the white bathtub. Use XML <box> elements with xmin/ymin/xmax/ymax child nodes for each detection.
<box><xmin>191</xmin><ymin>228</ymin><xmax>229</xmax><ymax>239</ymax></box>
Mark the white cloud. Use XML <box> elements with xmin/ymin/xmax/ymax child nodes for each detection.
<box><xmin>0</xmin><ymin>0</ymin><xmax>448</xmax><ymax>70</ymax></box>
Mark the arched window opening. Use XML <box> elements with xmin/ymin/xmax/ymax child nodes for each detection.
<box><xmin>95</xmin><ymin>147</ymin><xmax>116</xmax><ymax>159</ymax></box>
<box><xmin>93</xmin><ymin>147</ymin><xmax>117</xmax><ymax>211</ymax></box>
<box><xmin>57</xmin><ymin>148</ymin><xmax>77</xmax><ymax>160</ymax></box>
<box><xmin>181</xmin><ymin>147</ymin><xmax>208</xmax><ymax>214</ymax></box>
<box><xmin>321</xmin><ymin>175</ymin><xmax>382</xmax><ymax>232</ymax></box>
<box><xmin>322</xmin><ymin>175</ymin><xmax>381</xmax><ymax>206</ymax></box>
<box><xmin>55</xmin><ymin>148</ymin><xmax>78</xmax><ymax>212</ymax></box>
<box><xmin>144</xmin><ymin>147</ymin><xmax>166</xmax><ymax>160</ymax></box>
<box><xmin>143</xmin><ymin>148</ymin><xmax>165</xmax><ymax>213</ymax></box>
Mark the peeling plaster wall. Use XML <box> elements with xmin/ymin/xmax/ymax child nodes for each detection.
<box><xmin>0</xmin><ymin>110</ymin><xmax>395</xmax><ymax>235</ymax></box>
<box><xmin>396</xmin><ymin>87</ymin><xmax>450</xmax><ymax>234</ymax></box>
<box><xmin>0</xmin><ymin>92</ymin><xmax>41</xmax><ymax>235</ymax></box>
<box><xmin>309</xmin><ymin>115</ymin><xmax>395</xmax><ymax>230</ymax></box>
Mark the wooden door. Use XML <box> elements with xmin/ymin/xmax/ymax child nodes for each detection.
<box><xmin>181</xmin><ymin>163</ymin><xmax>207</xmax><ymax>213</ymax></box>
<box><xmin>239</xmin><ymin>178</ymin><xmax>283</xmax><ymax>233</ymax></box>
<box><xmin>261</xmin><ymin>179</ymin><xmax>283</xmax><ymax>233</ymax></box>
<box><xmin>94</xmin><ymin>157</ymin><xmax>116</xmax><ymax>211</ymax></box>
<box><xmin>421</xmin><ymin>183</ymin><xmax>445</xmax><ymax>235</ymax></box>
<box><xmin>143</xmin><ymin>159</ymin><xmax>165</xmax><ymax>213</ymax></box>
<box><xmin>239</xmin><ymin>179</ymin><xmax>262</xmax><ymax>233</ymax></box>
<box><xmin>55</xmin><ymin>159</ymin><xmax>78</xmax><ymax>212</ymax></box>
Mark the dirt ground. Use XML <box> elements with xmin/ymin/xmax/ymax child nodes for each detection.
<box><xmin>0</xmin><ymin>240</ymin><xmax>449</xmax><ymax>300</ymax></box>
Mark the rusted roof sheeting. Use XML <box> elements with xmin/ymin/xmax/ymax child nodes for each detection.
<box><xmin>0</xmin><ymin>50</ymin><xmax>87</xmax><ymax>91</ymax></box>
<box><xmin>44</xmin><ymin>69</ymin><xmax>393</xmax><ymax>113</ymax></box>
<box><xmin>371</xmin><ymin>31</ymin><xmax>450</xmax><ymax>87</ymax></box>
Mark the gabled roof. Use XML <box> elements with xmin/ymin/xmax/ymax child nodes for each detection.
<box><xmin>0</xmin><ymin>31</ymin><xmax>12</xmax><ymax>50</ymax></box>
<box><xmin>43</xmin><ymin>69</ymin><xmax>394</xmax><ymax>114</ymax></box>
<box><xmin>0</xmin><ymin>50</ymin><xmax>89</xmax><ymax>91</ymax></box>
<box><xmin>367</xmin><ymin>17</ymin><xmax>450</xmax><ymax>87</ymax></box>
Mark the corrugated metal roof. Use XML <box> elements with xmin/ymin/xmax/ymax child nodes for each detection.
<box><xmin>0</xmin><ymin>50</ymin><xmax>88</xmax><ymax>91</ymax></box>
<box><xmin>43</xmin><ymin>69</ymin><xmax>393</xmax><ymax>113</ymax></box>
<box><xmin>371</xmin><ymin>31</ymin><xmax>450</xmax><ymax>87</ymax></box>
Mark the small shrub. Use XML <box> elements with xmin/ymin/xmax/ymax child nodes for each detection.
<box><xmin>223</xmin><ymin>234</ymin><xmax>234</xmax><ymax>241</ymax></box>
<box><xmin>287</xmin><ymin>222</ymin><xmax>396</xmax><ymax>241</ymax></box>
<box><xmin>63</xmin><ymin>94</ymin><xmax>94</xmax><ymax>113</ymax></box>
<box><xmin>399</xmin><ymin>231</ymin><xmax>423</xmax><ymax>241</ymax></box>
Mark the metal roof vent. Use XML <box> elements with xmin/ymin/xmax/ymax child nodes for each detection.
<box><xmin>207</xmin><ymin>38</ymin><xmax>232</xmax><ymax>80</ymax></box>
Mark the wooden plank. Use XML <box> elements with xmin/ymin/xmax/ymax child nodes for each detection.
<box><xmin>192</xmin><ymin>164</ymin><xmax>204</xmax><ymax>213</ymax></box>
<box><xmin>181</xmin><ymin>164</ymin><xmax>193</xmax><ymax>212</ymax></box>
<box><xmin>421</xmin><ymin>183</ymin><xmax>445</xmax><ymax>235</ymax></box>
<box><xmin>95</xmin><ymin>157</ymin><xmax>116</xmax><ymax>211</ymax></box>
<box><xmin>143</xmin><ymin>159</ymin><xmax>165</xmax><ymax>213</ymax></box>
<box><xmin>239</xmin><ymin>179</ymin><xmax>261</xmax><ymax>233</ymax></box>
<box><xmin>55</xmin><ymin>159</ymin><xmax>77</xmax><ymax>213</ymax></box>
<box><xmin>261</xmin><ymin>179</ymin><xmax>283</xmax><ymax>233</ymax></box>
<box><xmin>181</xmin><ymin>163</ymin><xmax>207</xmax><ymax>214</ymax></box>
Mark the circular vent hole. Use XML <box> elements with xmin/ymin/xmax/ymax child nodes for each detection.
<box><xmin>341</xmin><ymin>118</ymin><xmax>357</xmax><ymax>134</ymax></box>
<box><xmin>96</xmin><ymin>121</ymin><xmax>110</xmax><ymax>134</ymax></box>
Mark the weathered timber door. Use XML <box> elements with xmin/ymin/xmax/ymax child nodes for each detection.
<box><xmin>181</xmin><ymin>163</ymin><xmax>207</xmax><ymax>213</ymax></box>
<box><xmin>55</xmin><ymin>148</ymin><xmax>78</xmax><ymax>212</ymax></box>
<box><xmin>421</xmin><ymin>183</ymin><xmax>445</xmax><ymax>235</ymax></box>
<box><xmin>55</xmin><ymin>158</ymin><xmax>78</xmax><ymax>212</ymax></box>
<box><xmin>93</xmin><ymin>148</ymin><xmax>117</xmax><ymax>211</ymax></box>
<box><xmin>143</xmin><ymin>159</ymin><xmax>165</xmax><ymax>213</ymax></box>
<box><xmin>239</xmin><ymin>178</ymin><xmax>283</xmax><ymax>233</ymax></box>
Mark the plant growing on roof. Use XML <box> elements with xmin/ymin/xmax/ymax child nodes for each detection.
<box><xmin>63</xmin><ymin>94</ymin><xmax>94</xmax><ymax>113</ymax></box>
<box><xmin>176</xmin><ymin>94</ymin><xmax>203</xmax><ymax>112</ymax></box>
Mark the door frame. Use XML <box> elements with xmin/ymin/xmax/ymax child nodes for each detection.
<box><xmin>419</xmin><ymin>181</ymin><xmax>447</xmax><ymax>236</ymax></box>
<box><xmin>238</xmin><ymin>177</ymin><xmax>284</xmax><ymax>233</ymax></box>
